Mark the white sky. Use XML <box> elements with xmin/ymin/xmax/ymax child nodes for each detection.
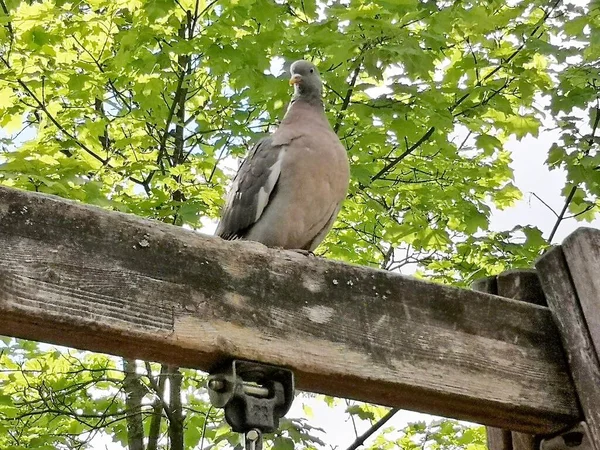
<box><xmin>492</xmin><ymin>130</ymin><xmax>600</xmax><ymax>243</ymax></box>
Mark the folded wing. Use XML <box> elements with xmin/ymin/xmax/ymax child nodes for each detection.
<box><xmin>216</xmin><ymin>137</ymin><xmax>286</xmax><ymax>240</ymax></box>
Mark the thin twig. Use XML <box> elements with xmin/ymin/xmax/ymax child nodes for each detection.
<box><xmin>199</xmin><ymin>405</ymin><xmax>213</xmax><ymax>450</ymax></box>
<box><xmin>548</xmin><ymin>185</ymin><xmax>577</xmax><ymax>243</ymax></box>
<box><xmin>531</xmin><ymin>192</ymin><xmax>559</xmax><ymax>218</ymax></box>
<box><xmin>371</xmin><ymin>127</ymin><xmax>435</xmax><ymax>182</ymax></box>
<box><xmin>345</xmin><ymin>399</ymin><xmax>359</xmax><ymax>439</ymax></box>
<box><xmin>345</xmin><ymin>407</ymin><xmax>400</xmax><ymax>450</ymax></box>
<box><xmin>549</xmin><ymin>104</ymin><xmax>600</xmax><ymax>242</ymax></box>
<box><xmin>334</xmin><ymin>60</ymin><xmax>363</xmax><ymax>134</ymax></box>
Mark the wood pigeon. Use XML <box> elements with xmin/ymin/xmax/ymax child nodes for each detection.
<box><xmin>216</xmin><ymin>60</ymin><xmax>350</xmax><ymax>251</ymax></box>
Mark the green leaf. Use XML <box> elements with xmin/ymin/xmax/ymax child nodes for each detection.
<box><xmin>475</xmin><ymin>134</ymin><xmax>503</xmax><ymax>154</ymax></box>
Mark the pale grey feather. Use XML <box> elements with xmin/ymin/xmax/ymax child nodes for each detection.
<box><xmin>215</xmin><ymin>137</ymin><xmax>286</xmax><ymax>240</ymax></box>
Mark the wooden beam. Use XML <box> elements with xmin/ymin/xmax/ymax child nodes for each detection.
<box><xmin>496</xmin><ymin>271</ymin><xmax>545</xmax><ymax>450</ymax></box>
<box><xmin>486</xmin><ymin>429</ymin><xmax>513</xmax><ymax>450</ymax></box>
<box><xmin>472</xmin><ymin>275</ymin><xmax>512</xmax><ymax>449</ymax></box>
<box><xmin>537</xmin><ymin>243</ymin><xmax>600</xmax><ymax>448</ymax></box>
<box><xmin>562</xmin><ymin>228</ymin><xmax>600</xmax><ymax>359</ymax></box>
<box><xmin>0</xmin><ymin>186</ymin><xmax>579</xmax><ymax>433</ymax></box>
<box><xmin>473</xmin><ymin>271</ymin><xmax>545</xmax><ymax>450</ymax></box>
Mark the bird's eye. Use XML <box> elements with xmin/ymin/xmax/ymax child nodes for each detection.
<box><xmin>310</xmin><ymin>68</ymin><xmax>314</xmax><ymax>73</ymax></box>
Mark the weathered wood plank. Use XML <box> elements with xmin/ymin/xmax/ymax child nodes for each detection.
<box><xmin>512</xmin><ymin>433</ymin><xmax>539</xmax><ymax>450</ymax></box>
<box><xmin>536</xmin><ymin>245</ymin><xmax>600</xmax><ymax>448</ymax></box>
<box><xmin>473</xmin><ymin>271</ymin><xmax>544</xmax><ymax>450</ymax></box>
<box><xmin>0</xmin><ymin>186</ymin><xmax>579</xmax><ymax>433</ymax></box>
<box><xmin>497</xmin><ymin>270</ymin><xmax>546</xmax><ymax>450</ymax></box>
<box><xmin>472</xmin><ymin>275</ymin><xmax>511</xmax><ymax>450</ymax></box>
<box><xmin>497</xmin><ymin>270</ymin><xmax>546</xmax><ymax>307</ymax></box>
<box><xmin>486</xmin><ymin>429</ymin><xmax>512</xmax><ymax>450</ymax></box>
<box><xmin>562</xmin><ymin>228</ymin><xmax>600</xmax><ymax>358</ymax></box>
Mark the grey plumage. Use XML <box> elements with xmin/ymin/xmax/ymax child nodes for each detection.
<box><xmin>216</xmin><ymin>137</ymin><xmax>283</xmax><ymax>240</ymax></box>
<box><xmin>216</xmin><ymin>60</ymin><xmax>350</xmax><ymax>251</ymax></box>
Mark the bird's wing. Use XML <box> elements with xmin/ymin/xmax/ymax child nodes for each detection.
<box><xmin>216</xmin><ymin>136</ymin><xmax>286</xmax><ymax>240</ymax></box>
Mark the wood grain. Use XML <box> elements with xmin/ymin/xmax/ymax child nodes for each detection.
<box><xmin>486</xmin><ymin>429</ymin><xmax>512</xmax><ymax>450</ymax></box>
<box><xmin>497</xmin><ymin>271</ymin><xmax>546</xmax><ymax>450</ymax></box>
<box><xmin>562</xmin><ymin>228</ymin><xmax>600</xmax><ymax>358</ymax></box>
<box><xmin>537</xmin><ymin>245</ymin><xmax>600</xmax><ymax>448</ymax></box>
<box><xmin>471</xmin><ymin>276</ymin><xmax>512</xmax><ymax>450</ymax></box>
<box><xmin>0</xmin><ymin>186</ymin><xmax>578</xmax><ymax>433</ymax></box>
<box><xmin>472</xmin><ymin>272</ymin><xmax>542</xmax><ymax>450</ymax></box>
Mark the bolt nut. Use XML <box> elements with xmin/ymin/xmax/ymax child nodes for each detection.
<box><xmin>207</xmin><ymin>379</ymin><xmax>225</xmax><ymax>392</ymax></box>
<box><xmin>246</xmin><ymin>429</ymin><xmax>259</xmax><ymax>441</ymax></box>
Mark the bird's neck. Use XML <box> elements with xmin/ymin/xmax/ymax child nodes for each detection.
<box><xmin>283</xmin><ymin>97</ymin><xmax>326</xmax><ymax>123</ymax></box>
<box><xmin>292</xmin><ymin>89</ymin><xmax>324</xmax><ymax>106</ymax></box>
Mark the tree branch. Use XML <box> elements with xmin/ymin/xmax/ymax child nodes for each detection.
<box><xmin>144</xmin><ymin>361</ymin><xmax>174</xmax><ymax>423</ymax></box>
<box><xmin>0</xmin><ymin>0</ymin><xmax>14</xmax><ymax>54</ymax></box>
<box><xmin>167</xmin><ymin>365</ymin><xmax>184</xmax><ymax>450</ymax></box>
<box><xmin>548</xmin><ymin>185</ymin><xmax>577</xmax><ymax>243</ymax></box>
<box><xmin>345</xmin><ymin>407</ymin><xmax>399</xmax><ymax>450</ymax></box>
<box><xmin>147</xmin><ymin>364</ymin><xmax>168</xmax><ymax>450</ymax></box>
<box><xmin>450</xmin><ymin>0</ymin><xmax>561</xmax><ymax>114</ymax></box>
<box><xmin>549</xmin><ymin>105</ymin><xmax>600</xmax><ymax>242</ymax></box>
<box><xmin>0</xmin><ymin>28</ymin><xmax>154</xmax><ymax>191</ymax></box>
<box><xmin>531</xmin><ymin>192</ymin><xmax>559</xmax><ymax>218</ymax></box>
<box><xmin>370</xmin><ymin>127</ymin><xmax>436</xmax><ymax>182</ymax></box>
<box><xmin>143</xmin><ymin>32</ymin><xmax>191</xmax><ymax>187</ymax></box>
<box><xmin>369</xmin><ymin>1</ymin><xmax>561</xmax><ymax>184</ymax></box>
<box><xmin>9</xmin><ymin>75</ymin><xmax>108</xmax><ymax>165</ymax></box>
<box><xmin>334</xmin><ymin>60</ymin><xmax>363</xmax><ymax>134</ymax></box>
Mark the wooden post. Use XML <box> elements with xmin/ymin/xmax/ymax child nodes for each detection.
<box><xmin>561</xmin><ymin>229</ymin><xmax>600</xmax><ymax>359</ymax></box>
<box><xmin>536</xmin><ymin>231</ymin><xmax>600</xmax><ymax>450</ymax></box>
<box><xmin>485</xmin><ymin>429</ymin><xmax>513</xmax><ymax>450</ymax></box>
<box><xmin>472</xmin><ymin>276</ymin><xmax>512</xmax><ymax>450</ymax></box>
<box><xmin>473</xmin><ymin>270</ymin><xmax>548</xmax><ymax>450</ymax></box>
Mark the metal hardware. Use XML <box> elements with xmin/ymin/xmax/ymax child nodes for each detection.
<box><xmin>541</xmin><ymin>422</ymin><xmax>594</xmax><ymax>450</ymax></box>
<box><xmin>207</xmin><ymin>360</ymin><xmax>295</xmax><ymax>450</ymax></box>
<box><xmin>245</xmin><ymin>428</ymin><xmax>262</xmax><ymax>450</ymax></box>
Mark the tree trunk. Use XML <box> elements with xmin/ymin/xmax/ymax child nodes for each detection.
<box><xmin>147</xmin><ymin>364</ymin><xmax>168</xmax><ymax>450</ymax></box>
<box><xmin>168</xmin><ymin>365</ymin><xmax>184</xmax><ymax>450</ymax></box>
<box><xmin>123</xmin><ymin>358</ymin><xmax>145</xmax><ymax>450</ymax></box>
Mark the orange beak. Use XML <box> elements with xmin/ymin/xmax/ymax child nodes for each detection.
<box><xmin>289</xmin><ymin>74</ymin><xmax>302</xmax><ymax>85</ymax></box>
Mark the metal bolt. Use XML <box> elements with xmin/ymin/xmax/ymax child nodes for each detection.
<box><xmin>245</xmin><ymin>429</ymin><xmax>261</xmax><ymax>450</ymax></box>
<box><xmin>242</xmin><ymin>382</ymin><xmax>270</xmax><ymax>398</ymax></box>
<box><xmin>208</xmin><ymin>379</ymin><xmax>225</xmax><ymax>392</ymax></box>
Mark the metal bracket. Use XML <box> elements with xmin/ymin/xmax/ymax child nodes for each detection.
<box><xmin>207</xmin><ymin>360</ymin><xmax>295</xmax><ymax>450</ymax></box>
<box><xmin>541</xmin><ymin>422</ymin><xmax>595</xmax><ymax>450</ymax></box>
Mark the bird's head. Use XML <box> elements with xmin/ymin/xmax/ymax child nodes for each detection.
<box><xmin>289</xmin><ymin>60</ymin><xmax>322</xmax><ymax>100</ymax></box>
